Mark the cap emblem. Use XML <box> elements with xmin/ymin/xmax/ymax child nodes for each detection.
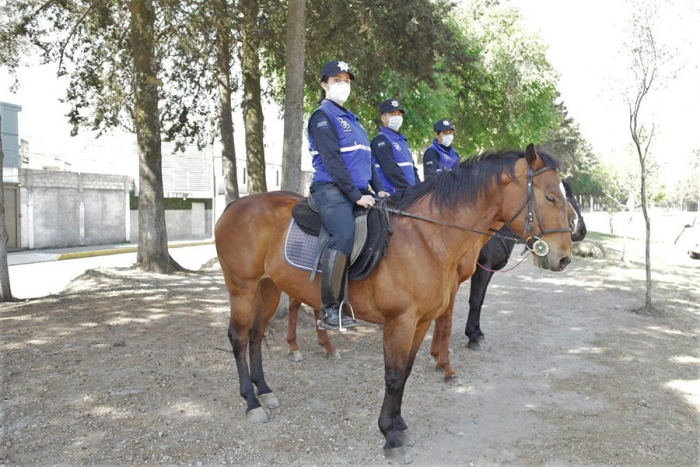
<box><xmin>338</xmin><ymin>61</ymin><xmax>350</xmax><ymax>72</ymax></box>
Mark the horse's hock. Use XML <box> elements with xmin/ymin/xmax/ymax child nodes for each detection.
<box><xmin>572</xmin><ymin>240</ymin><xmax>606</xmax><ymax>258</ymax></box>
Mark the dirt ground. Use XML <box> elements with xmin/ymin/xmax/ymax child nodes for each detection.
<box><xmin>1</xmin><ymin>234</ymin><xmax>698</xmax><ymax>466</ymax></box>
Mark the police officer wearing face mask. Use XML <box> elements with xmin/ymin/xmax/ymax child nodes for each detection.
<box><xmin>422</xmin><ymin>119</ymin><xmax>460</xmax><ymax>181</ymax></box>
<box><xmin>307</xmin><ymin>60</ymin><xmax>390</xmax><ymax>330</ymax></box>
<box><xmin>370</xmin><ymin>98</ymin><xmax>421</xmax><ymax>195</ymax></box>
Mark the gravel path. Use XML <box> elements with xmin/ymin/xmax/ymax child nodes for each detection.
<box><xmin>1</xmin><ymin>235</ymin><xmax>698</xmax><ymax>466</ymax></box>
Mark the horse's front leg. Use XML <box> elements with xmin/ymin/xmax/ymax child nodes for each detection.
<box><xmin>393</xmin><ymin>319</ymin><xmax>432</xmax><ymax>437</ymax></box>
<box><xmin>379</xmin><ymin>319</ymin><xmax>431</xmax><ymax>464</ymax></box>
<box><xmin>465</xmin><ymin>266</ymin><xmax>495</xmax><ymax>350</ymax></box>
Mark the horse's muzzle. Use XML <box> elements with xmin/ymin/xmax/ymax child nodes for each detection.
<box><xmin>533</xmin><ymin>253</ymin><xmax>571</xmax><ymax>271</ymax></box>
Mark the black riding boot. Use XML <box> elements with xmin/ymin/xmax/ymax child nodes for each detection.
<box><xmin>319</xmin><ymin>249</ymin><xmax>358</xmax><ymax>330</ymax></box>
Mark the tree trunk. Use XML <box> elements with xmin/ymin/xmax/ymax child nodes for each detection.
<box><xmin>130</xmin><ymin>0</ymin><xmax>176</xmax><ymax>273</ymax></box>
<box><xmin>280</xmin><ymin>0</ymin><xmax>306</xmax><ymax>194</ymax></box>
<box><xmin>639</xmin><ymin>164</ymin><xmax>653</xmax><ymax>308</ymax></box>
<box><xmin>0</xmin><ymin>116</ymin><xmax>13</xmax><ymax>301</ymax></box>
<box><xmin>240</xmin><ymin>0</ymin><xmax>267</xmax><ymax>194</ymax></box>
<box><xmin>216</xmin><ymin>13</ymin><xmax>239</xmax><ymax>205</ymax></box>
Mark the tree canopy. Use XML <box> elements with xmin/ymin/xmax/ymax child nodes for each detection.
<box><xmin>260</xmin><ymin>0</ymin><xmax>561</xmax><ymax>160</ymax></box>
<box><xmin>3</xmin><ymin>0</ymin><xmax>601</xmax><ymax>201</ymax></box>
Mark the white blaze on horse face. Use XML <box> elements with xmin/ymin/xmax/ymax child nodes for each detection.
<box><xmin>559</xmin><ymin>182</ymin><xmax>577</xmax><ymax>232</ymax></box>
<box><xmin>568</xmin><ymin>202</ymin><xmax>579</xmax><ymax>232</ymax></box>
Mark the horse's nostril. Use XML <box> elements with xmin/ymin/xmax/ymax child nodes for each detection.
<box><xmin>559</xmin><ymin>256</ymin><xmax>571</xmax><ymax>269</ymax></box>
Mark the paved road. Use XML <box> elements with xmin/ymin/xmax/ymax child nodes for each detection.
<box><xmin>8</xmin><ymin>244</ymin><xmax>218</xmax><ymax>300</ymax></box>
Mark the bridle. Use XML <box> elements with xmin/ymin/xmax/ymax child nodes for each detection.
<box><xmin>376</xmin><ymin>165</ymin><xmax>571</xmax><ymax>257</ymax></box>
<box><xmin>500</xmin><ymin>166</ymin><xmax>573</xmax><ymax>257</ymax></box>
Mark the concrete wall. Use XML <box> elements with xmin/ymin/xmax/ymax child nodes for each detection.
<box><xmin>19</xmin><ymin>169</ymin><xmax>129</xmax><ymax>249</ymax></box>
<box><xmin>129</xmin><ymin>207</ymin><xmax>213</xmax><ymax>241</ymax></box>
<box><xmin>16</xmin><ymin>168</ymin><xmax>212</xmax><ymax>249</ymax></box>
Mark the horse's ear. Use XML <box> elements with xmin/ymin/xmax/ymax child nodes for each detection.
<box><xmin>525</xmin><ymin>143</ymin><xmax>540</xmax><ymax>168</ymax></box>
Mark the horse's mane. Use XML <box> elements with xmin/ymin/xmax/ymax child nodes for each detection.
<box><xmin>393</xmin><ymin>149</ymin><xmax>562</xmax><ymax>211</ymax></box>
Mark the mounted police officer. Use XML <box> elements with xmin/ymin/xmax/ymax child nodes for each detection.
<box><xmin>370</xmin><ymin>98</ymin><xmax>420</xmax><ymax>195</ymax></box>
<box><xmin>307</xmin><ymin>60</ymin><xmax>389</xmax><ymax>330</ymax></box>
<box><xmin>422</xmin><ymin>119</ymin><xmax>460</xmax><ymax>180</ymax></box>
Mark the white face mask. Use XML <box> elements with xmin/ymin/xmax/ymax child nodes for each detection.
<box><xmin>327</xmin><ymin>81</ymin><xmax>351</xmax><ymax>105</ymax></box>
<box><xmin>441</xmin><ymin>134</ymin><xmax>454</xmax><ymax>147</ymax></box>
<box><xmin>387</xmin><ymin>115</ymin><xmax>403</xmax><ymax>131</ymax></box>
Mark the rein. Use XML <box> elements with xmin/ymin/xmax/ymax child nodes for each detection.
<box><xmin>380</xmin><ymin>205</ymin><xmax>524</xmax><ymax>243</ymax></box>
<box><xmin>375</xmin><ymin>165</ymin><xmax>570</xmax><ymax>256</ymax></box>
<box><xmin>477</xmin><ymin>252</ymin><xmax>530</xmax><ymax>273</ymax></box>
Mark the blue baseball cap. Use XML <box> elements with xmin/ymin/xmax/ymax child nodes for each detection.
<box><xmin>434</xmin><ymin>119</ymin><xmax>455</xmax><ymax>133</ymax></box>
<box><xmin>320</xmin><ymin>60</ymin><xmax>355</xmax><ymax>81</ymax></box>
<box><xmin>379</xmin><ymin>98</ymin><xmax>405</xmax><ymax>115</ymax></box>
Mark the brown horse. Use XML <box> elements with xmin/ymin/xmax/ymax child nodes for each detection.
<box><xmin>285</xmin><ymin>297</ymin><xmax>338</xmax><ymax>361</ymax></box>
<box><xmin>285</xmin><ymin>181</ymin><xmax>584</xmax><ymax>375</ymax></box>
<box><xmin>215</xmin><ymin>145</ymin><xmax>572</xmax><ymax>461</ymax></box>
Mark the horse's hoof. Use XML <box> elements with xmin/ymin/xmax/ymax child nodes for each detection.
<box><xmin>246</xmin><ymin>407</ymin><xmax>269</xmax><ymax>423</ymax></box>
<box><xmin>327</xmin><ymin>350</ymin><xmax>341</xmax><ymax>360</ymax></box>
<box><xmin>383</xmin><ymin>446</ymin><xmax>412</xmax><ymax>464</ymax></box>
<box><xmin>467</xmin><ymin>340</ymin><xmax>482</xmax><ymax>351</ymax></box>
<box><xmin>258</xmin><ymin>392</ymin><xmax>280</xmax><ymax>409</ymax></box>
<box><xmin>397</xmin><ymin>429</ymin><xmax>415</xmax><ymax>447</ymax></box>
<box><xmin>288</xmin><ymin>350</ymin><xmax>303</xmax><ymax>362</ymax></box>
<box><xmin>443</xmin><ymin>371</ymin><xmax>458</xmax><ymax>381</ymax></box>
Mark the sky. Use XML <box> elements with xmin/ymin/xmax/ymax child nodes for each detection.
<box><xmin>509</xmin><ymin>0</ymin><xmax>700</xmax><ymax>184</ymax></box>
<box><xmin>1</xmin><ymin>0</ymin><xmax>699</xmax><ymax>184</ymax></box>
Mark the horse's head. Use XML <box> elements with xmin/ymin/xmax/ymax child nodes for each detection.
<box><xmin>503</xmin><ymin>144</ymin><xmax>573</xmax><ymax>271</ymax></box>
<box><xmin>563</xmin><ymin>178</ymin><xmax>587</xmax><ymax>242</ymax></box>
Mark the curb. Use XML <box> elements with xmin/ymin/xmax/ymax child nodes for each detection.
<box><xmin>55</xmin><ymin>239</ymin><xmax>215</xmax><ymax>261</ymax></box>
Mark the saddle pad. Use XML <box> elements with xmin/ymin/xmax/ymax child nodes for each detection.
<box><xmin>284</xmin><ymin>206</ymin><xmax>391</xmax><ymax>281</ymax></box>
<box><xmin>284</xmin><ymin>219</ymin><xmax>322</xmax><ymax>274</ymax></box>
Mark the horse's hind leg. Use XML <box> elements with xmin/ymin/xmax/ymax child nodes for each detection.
<box><xmin>227</xmin><ymin>292</ymin><xmax>268</xmax><ymax>423</ymax></box>
<box><xmin>286</xmin><ymin>297</ymin><xmax>304</xmax><ymax>361</ymax></box>
<box><xmin>312</xmin><ymin>308</ymin><xmax>339</xmax><ymax>359</ymax></box>
<box><xmin>287</xmin><ymin>297</ymin><xmax>340</xmax><ymax>362</ymax></box>
<box><xmin>431</xmin><ymin>306</ymin><xmax>457</xmax><ymax>379</ymax></box>
<box><xmin>248</xmin><ymin>278</ymin><xmax>282</xmax><ymax>410</ymax></box>
<box><xmin>286</xmin><ymin>299</ymin><xmax>338</xmax><ymax>361</ymax></box>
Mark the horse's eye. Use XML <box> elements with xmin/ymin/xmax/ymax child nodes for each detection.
<box><xmin>545</xmin><ymin>194</ymin><xmax>555</xmax><ymax>203</ymax></box>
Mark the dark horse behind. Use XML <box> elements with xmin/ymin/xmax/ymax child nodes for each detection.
<box><xmin>214</xmin><ymin>145</ymin><xmax>573</xmax><ymax>463</ymax></box>
<box><xmin>462</xmin><ymin>178</ymin><xmax>587</xmax><ymax>351</ymax></box>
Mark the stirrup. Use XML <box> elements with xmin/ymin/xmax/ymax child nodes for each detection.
<box><xmin>317</xmin><ymin>300</ymin><xmax>358</xmax><ymax>332</ymax></box>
